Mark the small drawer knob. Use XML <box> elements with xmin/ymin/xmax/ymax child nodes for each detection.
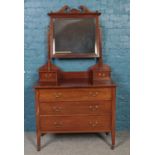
<box><xmin>102</xmin><ymin>73</ymin><xmax>106</xmax><ymax>77</ymax></box>
<box><xmin>98</xmin><ymin>73</ymin><xmax>102</xmax><ymax>76</ymax></box>
<box><xmin>98</xmin><ymin>72</ymin><xmax>106</xmax><ymax>77</ymax></box>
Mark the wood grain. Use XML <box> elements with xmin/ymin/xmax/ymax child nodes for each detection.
<box><xmin>39</xmin><ymin>100</ymin><xmax>112</xmax><ymax>115</ymax></box>
<box><xmin>38</xmin><ymin>88</ymin><xmax>112</xmax><ymax>102</ymax></box>
<box><xmin>40</xmin><ymin>115</ymin><xmax>111</xmax><ymax>131</ymax></box>
<box><xmin>34</xmin><ymin>6</ymin><xmax>116</xmax><ymax>151</ymax></box>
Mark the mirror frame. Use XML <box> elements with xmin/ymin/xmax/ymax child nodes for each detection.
<box><xmin>48</xmin><ymin>5</ymin><xmax>101</xmax><ymax>59</ymax></box>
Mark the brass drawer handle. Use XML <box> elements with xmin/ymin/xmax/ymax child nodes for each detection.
<box><xmin>89</xmin><ymin>121</ymin><xmax>98</xmax><ymax>127</ymax></box>
<box><xmin>89</xmin><ymin>105</ymin><xmax>99</xmax><ymax>111</ymax></box>
<box><xmin>55</xmin><ymin>93</ymin><xmax>62</xmax><ymax>98</ymax></box>
<box><xmin>89</xmin><ymin>92</ymin><xmax>99</xmax><ymax>97</ymax></box>
<box><xmin>53</xmin><ymin>121</ymin><xmax>63</xmax><ymax>128</ymax></box>
<box><xmin>52</xmin><ymin>106</ymin><xmax>62</xmax><ymax>112</ymax></box>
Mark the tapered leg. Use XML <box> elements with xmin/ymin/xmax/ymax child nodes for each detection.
<box><xmin>111</xmin><ymin>130</ymin><xmax>115</xmax><ymax>150</ymax></box>
<box><xmin>35</xmin><ymin>90</ymin><xmax>41</xmax><ymax>151</ymax></box>
<box><xmin>111</xmin><ymin>88</ymin><xmax>116</xmax><ymax>150</ymax></box>
<box><xmin>37</xmin><ymin>132</ymin><xmax>41</xmax><ymax>151</ymax></box>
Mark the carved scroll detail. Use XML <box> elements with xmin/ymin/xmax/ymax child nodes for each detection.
<box><xmin>79</xmin><ymin>5</ymin><xmax>91</xmax><ymax>13</ymax></box>
<box><xmin>54</xmin><ymin>5</ymin><xmax>97</xmax><ymax>13</ymax></box>
<box><xmin>57</xmin><ymin>5</ymin><xmax>70</xmax><ymax>13</ymax></box>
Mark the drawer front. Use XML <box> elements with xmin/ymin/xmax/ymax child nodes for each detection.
<box><xmin>40</xmin><ymin>101</ymin><xmax>111</xmax><ymax>115</ymax></box>
<box><xmin>39</xmin><ymin>88</ymin><xmax>112</xmax><ymax>102</ymax></box>
<box><xmin>40</xmin><ymin>115</ymin><xmax>111</xmax><ymax>131</ymax></box>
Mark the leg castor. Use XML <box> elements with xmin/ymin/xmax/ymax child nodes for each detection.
<box><xmin>37</xmin><ymin>145</ymin><xmax>40</xmax><ymax>151</ymax></box>
<box><xmin>111</xmin><ymin>145</ymin><xmax>115</xmax><ymax>150</ymax></box>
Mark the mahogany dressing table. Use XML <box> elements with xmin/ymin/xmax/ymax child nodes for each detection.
<box><xmin>34</xmin><ymin>5</ymin><xmax>116</xmax><ymax>151</ymax></box>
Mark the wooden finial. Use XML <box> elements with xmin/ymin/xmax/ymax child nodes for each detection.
<box><xmin>79</xmin><ymin>5</ymin><xmax>91</xmax><ymax>13</ymax></box>
<box><xmin>58</xmin><ymin>5</ymin><xmax>70</xmax><ymax>13</ymax></box>
<box><xmin>48</xmin><ymin>5</ymin><xmax>100</xmax><ymax>15</ymax></box>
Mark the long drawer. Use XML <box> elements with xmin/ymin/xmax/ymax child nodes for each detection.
<box><xmin>40</xmin><ymin>115</ymin><xmax>111</xmax><ymax>131</ymax></box>
<box><xmin>40</xmin><ymin>101</ymin><xmax>111</xmax><ymax>115</ymax></box>
<box><xmin>38</xmin><ymin>88</ymin><xmax>112</xmax><ymax>102</ymax></box>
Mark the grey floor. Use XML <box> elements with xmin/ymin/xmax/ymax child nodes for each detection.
<box><xmin>25</xmin><ymin>131</ymin><xmax>130</xmax><ymax>155</ymax></box>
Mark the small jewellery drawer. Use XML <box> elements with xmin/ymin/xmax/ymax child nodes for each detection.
<box><xmin>40</xmin><ymin>72</ymin><xmax>57</xmax><ymax>81</ymax></box>
<box><xmin>39</xmin><ymin>101</ymin><xmax>112</xmax><ymax>115</ymax></box>
<box><xmin>40</xmin><ymin>115</ymin><xmax>111</xmax><ymax>131</ymax></box>
<box><xmin>93</xmin><ymin>71</ymin><xmax>110</xmax><ymax>80</ymax></box>
<box><xmin>38</xmin><ymin>88</ymin><xmax>112</xmax><ymax>102</ymax></box>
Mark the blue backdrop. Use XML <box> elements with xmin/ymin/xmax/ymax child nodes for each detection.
<box><xmin>24</xmin><ymin>0</ymin><xmax>130</xmax><ymax>131</ymax></box>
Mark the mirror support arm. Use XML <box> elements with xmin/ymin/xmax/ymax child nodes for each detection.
<box><xmin>98</xmin><ymin>24</ymin><xmax>103</xmax><ymax>66</ymax></box>
<box><xmin>47</xmin><ymin>21</ymin><xmax>53</xmax><ymax>71</ymax></box>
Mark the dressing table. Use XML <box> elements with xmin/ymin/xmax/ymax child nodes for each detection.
<box><xmin>34</xmin><ymin>5</ymin><xmax>116</xmax><ymax>151</ymax></box>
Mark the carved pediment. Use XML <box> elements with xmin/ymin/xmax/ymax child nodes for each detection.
<box><xmin>48</xmin><ymin>5</ymin><xmax>99</xmax><ymax>15</ymax></box>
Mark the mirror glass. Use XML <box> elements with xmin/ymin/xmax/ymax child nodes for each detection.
<box><xmin>53</xmin><ymin>18</ymin><xmax>96</xmax><ymax>55</ymax></box>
